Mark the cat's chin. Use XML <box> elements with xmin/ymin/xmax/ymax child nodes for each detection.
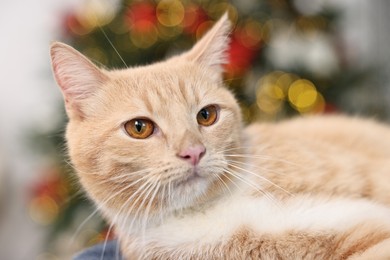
<box><xmin>174</xmin><ymin>174</ymin><xmax>209</xmax><ymax>196</ymax></box>
<box><xmin>167</xmin><ymin>169</ymin><xmax>217</xmax><ymax>209</ymax></box>
<box><xmin>175</xmin><ymin>168</ymin><xmax>203</xmax><ymax>186</ymax></box>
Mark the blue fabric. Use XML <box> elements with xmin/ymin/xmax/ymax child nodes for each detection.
<box><xmin>73</xmin><ymin>240</ymin><xmax>123</xmax><ymax>260</ymax></box>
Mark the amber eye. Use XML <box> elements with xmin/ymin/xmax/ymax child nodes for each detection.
<box><xmin>124</xmin><ymin>118</ymin><xmax>154</xmax><ymax>139</ymax></box>
<box><xmin>197</xmin><ymin>105</ymin><xmax>218</xmax><ymax>126</ymax></box>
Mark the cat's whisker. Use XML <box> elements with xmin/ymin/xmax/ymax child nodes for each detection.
<box><xmin>114</xmin><ymin>166</ymin><xmax>171</xmax><ymax>238</ymax></box>
<box><xmin>141</xmin><ymin>181</ymin><xmax>162</xmax><ymax>242</ymax></box>
<box><xmin>107</xmin><ymin>168</ymin><xmax>152</xmax><ymax>182</ymax></box>
<box><xmin>58</xmin><ymin>188</ymin><xmax>85</xmax><ymax>208</ymax></box>
<box><xmin>69</xmin><ymin>171</ymin><xmax>156</xmax><ymax>247</ymax></box>
<box><xmin>99</xmin><ymin>232</ymin><xmax>110</xmax><ymax>260</ymax></box>
<box><xmin>226</xmin><ymin>159</ymin><xmax>289</xmax><ymax>177</ymax></box>
<box><xmin>223</xmin><ymin>168</ymin><xmax>261</xmax><ymax>193</ymax></box>
<box><xmin>84</xmin><ymin>170</ymin><xmax>151</xmax><ymax>188</ymax></box>
<box><xmin>214</xmin><ymin>172</ymin><xmax>234</xmax><ymax>197</ymax></box>
<box><xmin>108</xmin><ymin>167</ymin><xmax>168</xmax><ymax>186</ymax></box>
<box><xmin>225</xmin><ymin>154</ymin><xmax>302</xmax><ymax>168</ymax></box>
<box><xmin>223</xmin><ymin>168</ymin><xmax>282</xmax><ymax>209</ymax></box>
<box><xmin>121</xmin><ymin>180</ymin><xmax>159</xmax><ymax>237</ymax></box>
<box><xmin>203</xmin><ymin>160</ymin><xmax>241</xmax><ymax>195</ymax></box>
<box><xmin>209</xmin><ymin>167</ymin><xmax>240</xmax><ymax>195</ymax></box>
<box><xmin>98</xmin><ymin>181</ymin><xmax>153</xmax><ymax>260</ymax></box>
<box><xmin>227</xmin><ymin>162</ymin><xmax>293</xmax><ymax>197</ymax></box>
<box><xmin>97</xmin><ymin>25</ymin><xmax>127</xmax><ymax>68</ymax></box>
<box><xmin>64</xmin><ymin>157</ymin><xmax>157</xmax><ymax>180</ymax></box>
<box><xmin>167</xmin><ymin>180</ymin><xmax>172</xmax><ymax>211</ymax></box>
<box><xmin>159</xmin><ymin>183</ymin><xmax>167</xmax><ymax>223</ymax></box>
<box><xmin>123</xmin><ymin>181</ymin><xmax>160</xmax><ymax>257</ymax></box>
<box><xmin>215</xmin><ymin>144</ymin><xmax>301</xmax><ymax>168</ymax></box>
<box><xmin>62</xmin><ymin>159</ymin><xmax>97</xmax><ymax>176</ymax></box>
<box><xmin>116</xmin><ymin>180</ymin><xmax>155</xmax><ymax>231</ymax></box>
<box><xmin>101</xmin><ymin>180</ymin><xmax>156</xmax><ymax>260</ymax></box>
<box><xmin>99</xmin><ymin>203</ymin><xmax>127</xmax><ymax>260</ymax></box>
<box><xmin>216</xmin><ymin>145</ymin><xmax>256</xmax><ymax>154</ymax></box>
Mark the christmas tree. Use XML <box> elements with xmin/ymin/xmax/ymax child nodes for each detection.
<box><xmin>30</xmin><ymin>0</ymin><xmax>380</xmax><ymax>257</ymax></box>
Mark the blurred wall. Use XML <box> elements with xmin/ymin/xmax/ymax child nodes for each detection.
<box><xmin>0</xmin><ymin>1</ymin><xmax>81</xmax><ymax>259</ymax></box>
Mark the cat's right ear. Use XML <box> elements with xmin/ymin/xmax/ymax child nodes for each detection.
<box><xmin>50</xmin><ymin>42</ymin><xmax>108</xmax><ymax>120</ymax></box>
<box><xmin>184</xmin><ymin>13</ymin><xmax>231</xmax><ymax>78</ymax></box>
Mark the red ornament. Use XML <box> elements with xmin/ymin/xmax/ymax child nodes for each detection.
<box><xmin>63</xmin><ymin>11</ymin><xmax>86</xmax><ymax>36</ymax></box>
<box><xmin>225</xmin><ymin>29</ymin><xmax>261</xmax><ymax>77</ymax></box>
<box><xmin>99</xmin><ymin>227</ymin><xmax>117</xmax><ymax>241</ymax></box>
<box><xmin>30</xmin><ymin>168</ymin><xmax>68</xmax><ymax>204</ymax></box>
<box><xmin>125</xmin><ymin>2</ymin><xmax>157</xmax><ymax>32</ymax></box>
<box><xmin>324</xmin><ymin>103</ymin><xmax>338</xmax><ymax>114</ymax></box>
<box><xmin>182</xmin><ymin>5</ymin><xmax>209</xmax><ymax>35</ymax></box>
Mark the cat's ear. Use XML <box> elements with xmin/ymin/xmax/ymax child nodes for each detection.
<box><xmin>185</xmin><ymin>13</ymin><xmax>231</xmax><ymax>76</ymax></box>
<box><xmin>50</xmin><ymin>42</ymin><xmax>108</xmax><ymax>120</ymax></box>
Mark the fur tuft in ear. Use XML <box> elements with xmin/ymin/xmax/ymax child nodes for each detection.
<box><xmin>185</xmin><ymin>13</ymin><xmax>232</xmax><ymax>74</ymax></box>
<box><xmin>50</xmin><ymin>42</ymin><xmax>108</xmax><ymax>120</ymax></box>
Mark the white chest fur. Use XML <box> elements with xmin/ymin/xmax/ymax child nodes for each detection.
<box><xmin>135</xmin><ymin>192</ymin><xmax>390</xmax><ymax>247</ymax></box>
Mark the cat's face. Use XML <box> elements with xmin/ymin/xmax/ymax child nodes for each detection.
<box><xmin>50</xmin><ymin>14</ymin><xmax>242</xmax><ymax>223</ymax></box>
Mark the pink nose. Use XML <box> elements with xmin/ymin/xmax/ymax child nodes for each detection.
<box><xmin>177</xmin><ymin>145</ymin><xmax>206</xmax><ymax>166</ymax></box>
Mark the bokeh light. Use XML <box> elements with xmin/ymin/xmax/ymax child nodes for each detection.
<box><xmin>240</xmin><ymin>20</ymin><xmax>263</xmax><ymax>49</ymax></box>
<box><xmin>182</xmin><ymin>4</ymin><xmax>208</xmax><ymax>34</ymax></box>
<box><xmin>157</xmin><ymin>0</ymin><xmax>185</xmax><ymax>27</ymax></box>
<box><xmin>288</xmin><ymin>79</ymin><xmax>324</xmax><ymax>113</ymax></box>
<box><xmin>83</xmin><ymin>47</ymin><xmax>109</xmax><ymax>66</ymax></box>
<box><xmin>195</xmin><ymin>20</ymin><xmax>213</xmax><ymax>40</ymax></box>
<box><xmin>130</xmin><ymin>21</ymin><xmax>159</xmax><ymax>48</ymax></box>
<box><xmin>29</xmin><ymin>195</ymin><xmax>59</xmax><ymax>225</ymax></box>
<box><xmin>256</xmin><ymin>71</ymin><xmax>286</xmax><ymax>116</ymax></box>
<box><xmin>256</xmin><ymin>71</ymin><xmax>325</xmax><ymax>117</ymax></box>
<box><xmin>261</xmin><ymin>19</ymin><xmax>286</xmax><ymax>45</ymax></box>
<box><xmin>209</xmin><ymin>2</ymin><xmax>238</xmax><ymax>24</ymax></box>
<box><xmin>66</xmin><ymin>0</ymin><xmax>116</xmax><ymax>35</ymax></box>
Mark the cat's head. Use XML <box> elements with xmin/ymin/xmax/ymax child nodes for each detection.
<box><xmin>50</xmin><ymin>14</ymin><xmax>242</xmax><ymax>225</ymax></box>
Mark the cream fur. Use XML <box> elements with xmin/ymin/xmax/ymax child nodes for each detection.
<box><xmin>122</xmin><ymin>193</ymin><xmax>390</xmax><ymax>245</ymax></box>
<box><xmin>50</xmin><ymin>14</ymin><xmax>390</xmax><ymax>259</ymax></box>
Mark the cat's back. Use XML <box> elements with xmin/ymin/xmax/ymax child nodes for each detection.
<box><xmin>246</xmin><ymin>115</ymin><xmax>390</xmax><ymax>158</ymax></box>
<box><xmin>243</xmin><ymin>115</ymin><xmax>390</xmax><ymax>203</ymax></box>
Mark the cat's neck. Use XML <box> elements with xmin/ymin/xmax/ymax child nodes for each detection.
<box><xmin>113</xmin><ymin>177</ymin><xmax>244</xmax><ymax>237</ymax></box>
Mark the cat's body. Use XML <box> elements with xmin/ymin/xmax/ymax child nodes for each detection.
<box><xmin>118</xmin><ymin>116</ymin><xmax>390</xmax><ymax>259</ymax></box>
<box><xmin>50</xmin><ymin>14</ymin><xmax>390</xmax><ymax>259</ymax></box>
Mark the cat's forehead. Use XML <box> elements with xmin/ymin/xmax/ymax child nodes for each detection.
<box><xmin>104</xmin><ymin>62</ymin><xmax>223</xmax><ymax>119</ymax></box>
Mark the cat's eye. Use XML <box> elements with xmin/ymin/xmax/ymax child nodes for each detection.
<box><xmin>197</xmin><ymin>105</ymin><xmax>218</xmax><ymax>126</ymax></box>
<box><xmin>124</xmin><ymin>118</ymin><xmax>155</xmax><ymax>139</ymax></box>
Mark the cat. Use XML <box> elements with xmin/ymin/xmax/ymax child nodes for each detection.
<box><xmin>50</xmin><ymin>13</ymin><xmax>390</xmax><ymax>259</ymax></box>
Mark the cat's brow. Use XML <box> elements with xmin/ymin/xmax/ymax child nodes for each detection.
<box><xmin>178</xmin><ymin>79</ymin><xmax>188</xmax><ymax>100</ymax></box>
<box><xmin>142</xmin><ymin>89</ymin><xmax>154</xmax><ymax>114</ymax></box>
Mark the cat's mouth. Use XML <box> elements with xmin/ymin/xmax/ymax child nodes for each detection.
<box><xmin>175</xmin><ymin>168</ymin><xmax>203</xmax><ymax>186</ymax></box>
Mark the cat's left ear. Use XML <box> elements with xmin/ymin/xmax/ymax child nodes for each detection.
<box><xmin>50</xmin><ymin>42</ymin><xmax>108</xmax><ymax>120</ymax></box>
<box><xmin>185</xmin><ymin>13</ymin><xmax>231</xmax><ymax>77</ymax></box>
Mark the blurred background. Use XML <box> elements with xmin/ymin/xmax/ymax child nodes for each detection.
<box><xmin>2</xmin><ymin>0</ymin><xmax>390</xmax><ymax>259</ymax></box>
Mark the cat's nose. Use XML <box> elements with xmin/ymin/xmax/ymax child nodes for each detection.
<box><xmin>177</xmin><ymin>145</ymin><xmax>206</xmax><ymax>166</ymax></box>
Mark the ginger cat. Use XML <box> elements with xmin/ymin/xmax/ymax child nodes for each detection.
<box><xmin>50</xmin><ymin>14</ymin><xmax>390</xmax><ymax>259</ymax></box>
